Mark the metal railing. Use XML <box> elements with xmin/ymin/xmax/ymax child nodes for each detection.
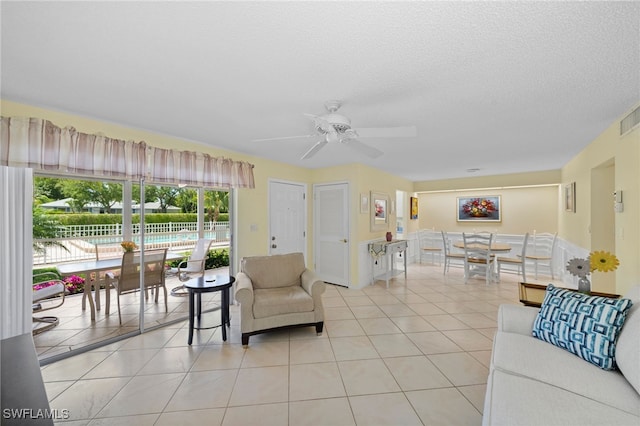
<box><xmin>34</xmin><ymin>221</ymin><xmax>230</xmax><ymax>266</ymax></box>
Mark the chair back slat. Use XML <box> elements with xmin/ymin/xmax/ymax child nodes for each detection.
<box><xmin>117</xmin><ymin>248</ymin><xmax>168</xmax><ymax>293</ymax></box>
<box><xmin>462</xmin><ymin>232</ymin><xmax>493</xmax><ymax>263</ymax></box>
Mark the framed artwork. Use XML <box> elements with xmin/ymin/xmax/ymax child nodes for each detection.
<box><xmin>565</xmin><ymin>182</ymin><xmax>576</xmax><ymax>212</ymax></box>
<box><xmin>410</xmin><ymin>196</ymin><xmax>418</xmax><ymax>220</ymax></box>
<box><xmin>370</xmin><ymin>191</ymin><xmax>389</xmax><ymax>231</ymax></box>
<box><xmin>457</xmin><ymin>196</ymin><xmax>501</xmax><ymax>222</ymax></box>
<box><xmin>360</xmin><ymin>193</ymin><xmax>369</xmax><ymax>214</ymax></box>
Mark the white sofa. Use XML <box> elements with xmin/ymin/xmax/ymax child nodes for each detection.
<box><xmin>483</xmin><ymin>285</ymin><xmax>640</xmax><ymax>426</ymax></box>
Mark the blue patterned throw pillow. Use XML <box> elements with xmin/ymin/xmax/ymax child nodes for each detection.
<box><xmin>532</xmin><ymin>284</ymin><xmax>633</xmax><ymax>370</ymax></box>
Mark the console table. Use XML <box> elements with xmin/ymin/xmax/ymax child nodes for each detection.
<box><xmin>368</xmin><ymin>239</ymin><xmax>408</xmax><ymax>288</ymax></box>
<box><xmin>518</xmin><ymin>282</ymin><xmax>620</xmax><ymax>308</ymax></box>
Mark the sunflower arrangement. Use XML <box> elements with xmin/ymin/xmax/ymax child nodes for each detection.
<box><xmin>566</xmin><ymin>250</ymin><xmax>619</xmax><ymax>293</ymax></box>
<box><xmin>121</xmin><ymin>241</ymin><xmax>138</xmax><ymax>252</ymax></box>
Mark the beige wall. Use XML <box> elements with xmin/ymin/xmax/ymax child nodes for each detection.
<box><xmin>0</xmin><ymin>100</ymin><xmax>314</xmax><ymax>266</ymax></box>
<box><xmin>416</xmin><ymin>184</ymin><xmax>560</xmax><ymax>236</ymax></box>
<box><xmin>560</xmin><ymin>103</ymin><xmax>640</xmax><ymax>295</ymax></box>
<box><xmin>414</xmin><ymin>170</ymin><xmax>561</xmax><ymax>192</ymax></box>
<box><xmin>3</xmin><ymin>99</ymin><xmax>638</xmax><ymax>292</ymax></box>
<box><xmin>310</xmin><ymin>163</ymin><xmax>415</xmax><ymax>284</ymax></box>
<box><xmin>1</xmin><ymin>100</ymin><xmax>417</xmax><ymax>286</ymax></box>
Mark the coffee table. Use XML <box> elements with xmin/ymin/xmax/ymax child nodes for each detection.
<box><xmin>184</xmin><ymin>275</ymin><xmax>235</xmax><ymax>345</ymax></box>
<box><xmin>518</xmin><ymin>282</ymin><xmax>620</xmax><ymax>308</ymax></box>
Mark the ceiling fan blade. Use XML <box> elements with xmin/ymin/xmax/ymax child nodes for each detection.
<box><xmin>342</xmin><ymin>139</ymin><xmax>383</xmax><ymax>158</ymax></box>
<box><xmin>252</xmin><ymin>134</ymin><xmax>315</xmax><ymax>142</ymax></box>
<box><xmin>352</xmin><ymin>126</ymin><xmax>417</xmax><ymax>139</ymax></box>
<box><xmin>301</xmin><ymin>139</ymin><xmax>328</xmax><ymax>160</ymax></box>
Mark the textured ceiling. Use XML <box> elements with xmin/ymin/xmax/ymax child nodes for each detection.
<box><xmin>1</xmin><ymin>1</ymin><xmax>638</xmax><ymax>182</ymax></box>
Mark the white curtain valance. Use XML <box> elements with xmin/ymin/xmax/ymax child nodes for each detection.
<box><xmin>148</xmin><ymin>148</ymin><xmax>255</xmax><ymax>189</ymax></box>
<box><xmin>0</xmin><ymin>116</ymin><xmax>255</xmax><ymax>188</ymax></box>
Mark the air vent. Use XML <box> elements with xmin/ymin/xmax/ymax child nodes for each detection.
<box><xmin>620</xmin><ymin>105</ymin><xmax>640</xmax><ymax>136</ymax></box>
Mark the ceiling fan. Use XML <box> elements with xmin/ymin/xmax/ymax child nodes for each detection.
<box><xmin>253</xmin><ymin>100</ymin><xmax>417</xmax><ymax>160</ymax></box>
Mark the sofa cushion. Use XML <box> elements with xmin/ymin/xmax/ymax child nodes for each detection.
<box><xmin>484</xmin><ymin>367</ymin><xmax>640</xmax><ymax>426</ymax></box>
<box><xmin>615</xmin><ymin>285</ymin><xmax>640</xmax><ymax>395</ymax></box>
<box><xmin>532</xmin><ymin>284</ymin><xmax>633</xmax><ymax>370</ymax></box>
<box><xmin>491</xmin><ymin>331</ymin><xmax>640</xmax><ymax>417</ymax></box>
<box><xmin>241</xmin><ymin>253</ymin><xmax>306</xmax><ymax>289</ymax></box>
<box><xmin>253</xmin><ymin>286</ymin><xmax>314</xmax><ymax>319</ymax></box>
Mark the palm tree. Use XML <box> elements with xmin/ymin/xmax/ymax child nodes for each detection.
<box><xmin>205</xmin><ymin>191</ymin><xmax>229</xmax><ymax>222</ymax></box>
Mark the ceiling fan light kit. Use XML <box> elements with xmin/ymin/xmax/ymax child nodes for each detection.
<box><xmin>255</xmin><ymin>100</ymin><xmax>416</xmax><ymax>160</ymax></box>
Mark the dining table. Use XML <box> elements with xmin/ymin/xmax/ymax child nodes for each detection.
<box><xmin>453</xmin><ymin>241</ymin><xmax>512</xmax><ymax>252</ymax></box>
<box><xmin>56</xmin><ymin>251</ymin><xmax>184</xmax><ymax>321</ymax></box>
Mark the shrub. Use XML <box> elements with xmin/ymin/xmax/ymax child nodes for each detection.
<box><xmin>206</xmin><ymin>248</ymin><xmax>230</xmax><ymax>269</ymax></box>
<box><xmin>166</xmin><ymin>247</ymin><xmax>230</xmax><ymax>269</ymax></box>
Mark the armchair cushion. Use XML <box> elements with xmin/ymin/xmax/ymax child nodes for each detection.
<box><xmin>253</xmin><ymin>286</ymin><xmax>314</xmax><ymax>318</ymax></box>
<box><xmin>241</xmin><ymin>253</ymin><xmax>306</xmax><ymax>289</ymax></box>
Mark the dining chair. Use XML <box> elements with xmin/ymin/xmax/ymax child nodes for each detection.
<box><xmin>169</xmin><ymin>238</ymin><xmax>214</xmax><ymax>296</ymax></box>
<box><xmin>111</xmin><ymin>248</ymin><xmax>168</xmax><ymax>325</ymax></box>
<box><xmin>418</xmin><ymin>229</ymin><xmax>443</xmax><ymax>265</ymax></box>
<box><xmin>462</xmin><ymin>232</ymin><xmax>497</xmax><ymax>284</ymax></box>
<box><xmin>441</xmin><ymin>231</ymin><xmax>466</xmax><ymax>274</ymax></box>
<box><xmin>523</xmin><ymin>232</ymin><xmax>557</xmax><ymax>279</ymax></box>
<box><xmin>497</xmin><ymin>232</ymin><xmax>529</xmax><ymax>282</ymax></box>
<box><xmin>85</xmin><ymin>242</ymin><xmax>122</xmax><ymax>314</ymax></box>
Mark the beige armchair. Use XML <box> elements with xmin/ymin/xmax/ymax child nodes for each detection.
<box><xmin>235</xmin><ymin>252</ymin><xmax>326</xmax><ymax>346</ymax></box>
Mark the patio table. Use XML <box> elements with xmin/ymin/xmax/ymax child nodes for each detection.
<box><xmin>56</xmin><ymin>251</ymin><xmax>184</xmax><ymax>321</ymax></box>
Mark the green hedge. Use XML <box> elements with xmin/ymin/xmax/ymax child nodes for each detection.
<box><xmin>53</xmin><ymin>213</ymin><xmax>229</xmax><ymax>226</ymax></box>
<box><xmin>167</xmin><ymin>248</ymin><xmax>230</xmax><ymax>269</ymax></box>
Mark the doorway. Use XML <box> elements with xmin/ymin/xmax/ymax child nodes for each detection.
<box><xmin>313</xmin><ymin>182</ymin><xmax>350</xmax><ymax>286</ymax></box>
<box><xmin>268</xmin><ymin>180</ymin><xmax>307</xmax><ymax>257</ymax></box>
<box><xmin>591</xmin><ymin>161</ymin><xmax>616</xmax><ymax>293</ymax></box>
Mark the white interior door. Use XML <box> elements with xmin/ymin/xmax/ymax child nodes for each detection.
<box><xmin>269</xmin><ymin>180</ymin><xmax>306</xmax><ymax>256</ymax></box>
<box><xmin>314</xmin><ymin>183</ymin><xmax>350</xmax><ymax>286</ymax></box>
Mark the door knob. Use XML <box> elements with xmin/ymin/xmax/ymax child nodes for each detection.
<box><xmin>272</xmin><ymin>244</ymin><xmax>277</xmax><ymax>248</ymax></box>
<box><xmin>271</xmin><ymin>236</ymin><xmax>276</xmax><ymax>241</ymax></box>
<box><xmin>341</xmin><ymin>239</ymin><xmax>348</xmax><ymax>243</ymax></box>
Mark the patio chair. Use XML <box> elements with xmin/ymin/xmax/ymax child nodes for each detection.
<box><xmin>169</xmin><ymin>238</ymin><xmax>213</xmax><ymax>296</ymax></box>
<box><xmin>32</xmin><ymin>272</ymin><xmax>66</xmax><ymax>334</ymax></box>
<box><xmin>111</xmin><ymin>248</ymin><xmax>168</xmax><ymax>325</ymax></box>
<box><xmin>83</xmin><ymin>242</ymin><xmax>121</xmax><ymax>314</ymax></box>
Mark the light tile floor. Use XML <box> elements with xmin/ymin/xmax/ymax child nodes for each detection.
<box><xmin>42</xmin><ymin>262</ymin><xmax>557</xmax><ymax>425</ymax></box>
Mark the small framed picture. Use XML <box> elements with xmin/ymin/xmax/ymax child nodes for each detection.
<box><xmin>565</xmin><ymin>182</ymin><xmax>576</xmax><ymax>212</ymax></box>
<box><xmin>410</xmin><ymin>196</ymin><xmax>418</xmax><ymax>220</ymax></box>
<box><xmin>360</xmin><ymin>193</ymin><xmax>369</xmax><ymax>214</ymax></box>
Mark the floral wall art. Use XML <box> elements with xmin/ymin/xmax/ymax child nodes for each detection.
<box><xmin>457</xmin><ymin>196</ymin><xmax>501</xmax><ymax>222</ymax></box>
<box><xmin>370</xmin><ymin>191</ymin><xmax>389</xmax><ymax>231</ymax></box>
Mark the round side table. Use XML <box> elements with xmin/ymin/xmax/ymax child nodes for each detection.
<box><xmin>184</xmin><ymin>275</ymin><xmax>235</xmax><ymax>345</ymax></box>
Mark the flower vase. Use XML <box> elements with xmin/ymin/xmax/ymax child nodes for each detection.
<box><xmin>386</xmin><ymin>232</ymin><xmax>393</xmax><ymax>242</ymax></box>
<box><xmin>578</xmin><ymin>277</ymin><xmax>591</xmax><ymax>294</ymax></box>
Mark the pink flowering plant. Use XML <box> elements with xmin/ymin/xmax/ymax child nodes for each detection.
<box><xmin>33</xmin><ymin>275</ymin><xmax>85</xmax><ymax>295</ymax></box>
